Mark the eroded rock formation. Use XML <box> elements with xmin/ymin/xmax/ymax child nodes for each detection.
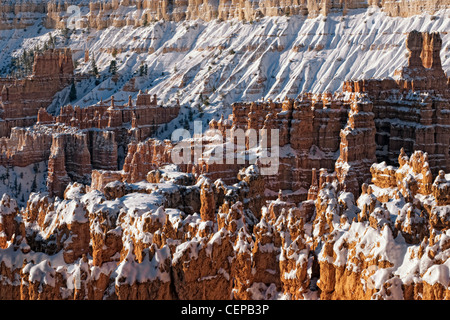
<box><xmin>40</xmin><ymin>0</ymin><xmax>450</xmax><ymax>30</ymax></box>
<box><xmin>1</xmin><ymin>146</ymin><xmax>449</xmax><ymax>300</ymax></box>
<box><xmin>0</xmin><ymin>29</ymin><xmax>449</xmax><ymax>300</ymax></box>
<box><xmin>0</xmin><ymin>48</ymin><xmax>74</xmax><ymax>137</ymax></box>
<box><xmin>343</xmin><ymin>31</ymin><xmax>450</xmax><ymax>175</ymax></box>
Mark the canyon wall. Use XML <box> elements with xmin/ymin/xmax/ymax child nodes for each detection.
<box><xmin>0</xmin><ymin>98</ymin><xmax>179</xmax><ymax>199</ymax></box>
<box><xmin>343</xmin><ymin>30</ymin><xmax>450</xmax><ymax>174</ymax></box>
<box><xmin>110</xmin><ymin>93</ymin><xmax>348</xmax><ymax>202</ymax></box>
<box><xmin>0</xmin><ymin>48</ymin><xmax>74</xmax><ymax>137</ymax></box>
<box><xmin>0</xmin><ymin>0</ymin><xmax>448</xmax><ymax>31</ymax></box>
<box><xmin>41</xmin><ymin>0</ymin><xmax>450</xmax><ymax>30</ymax></box>
<box><xmin>39</xmin><ymin>91</ymin><xmax>180</xmax><ymax>142</ymax></box>
<box><xmin>0</xmin><ymin>0</ymin><xmax>47</xmax><ymax>30</ymax></box>
<box><xmin>0</xmin><ymin>47</ymin><xmax>179</xmax><ymax>198</ymax></box>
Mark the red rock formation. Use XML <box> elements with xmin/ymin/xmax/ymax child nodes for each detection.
<box><xmin>432</xmin><ymin>170</ymin><xmax>450</xmax><ymax>206</ymax></box>
<box><xmin>199</xmin><ymin>94</ymin><xmax>349</xmax><ymax>202</ymax></box>
<box><xmin>0</xmin><ymin>91</ymin><xmax>177</xmax><ymax>197</ymax></box>
<box><xmin>399</xmin><ymin>31</ymin><xmax>446</xmax><ymax>82</ymax></box>
<box><xmin>0</xmin><ymin>145</ymin><xmax>450</xmax><ymax>300</ymax></box>
<box><xmin>46</xmin><ymin>132</ymin><xmax>93</xmax><ymax>198</ymax></box>
<box><xmin>32</xmin><ymin>48</ymin><xmax>74</xmax><ymax>78</ymax></box>
<box><xmin>90</xmin><ymin>170</ymin><xmax>125</xmax><ymax>193</ymax></box>
<box><xmin>111</xmin><ymin>34</ymin><xmax>449</xmax><ymax>203</ymax></box>
<box><xmin>0</xmin><ymin>48</ymin><xmax>74</xmax><ymax>137</ymax></box>
<box><xmin>344</xmin><ymin>31</ymin><xmax>450</xmax><ymax>174</ymax></box>
<box><xmin>279</xmin><ymin>215</ymin><xmax>311</xmax><ymax>299</ymax></box>
<box><xmin>0</xmin><ymin>126</ymin><xmax>53</xmax><ymax>167</ymax></box>
<box><xmin>370</xmin><ymin>149</ymin><xmax>433</xmax><ymax>203</ymax></box>
<box><xmin>235</xmin><ymin>165</ymin><xmax>266</xmax><ymax>219</ymax></box>
<box><xmin>200</xmin><ymin>179</ymin><xmax>215</xmax><ymax>222</ymax></box>
<box><xmin>1</xmin><ymin>27</ymin><xmax>450</xmax><ymax>302</ymax></box>
<box><xmin>0</xmin><ymin>1</ymin><xmax>46</xmax><ymax>30</ymax></box>
<box><xmin>122</xmin><ymin>139</ymin><xmax>174</xmax><ymax>183</ymax></box>
<box><xmin>335</xmin><ymin>95</ymin><xmax>377</xmax><ymax>196</ymax></box>
<box><xmin>0</xmin><ymin>194</ymin><xmax>20</xmax><ymax>249</ymax></box>
<box><xmin>42</xmin><ymin>0</ymin><xmax>450</xmax><ymax>30</ymax></box>
<box><xmin>47</xmin><ymin>135</ymin><xmax>72</xmax><ymax>198</ymax></box>
<box><xmin>251</xmin><ymin>216</ymin><xmax>281</xmax><ymax>290</ymax></box>
<box><xmin>89</xmin><ymin>130</ymin><xmax>118</xmax><ymax>171</ymax></box>
<box><xmin>45</xmin><ymin>92</ymin><xmax>180</xmax><ymax>141</ymax></box>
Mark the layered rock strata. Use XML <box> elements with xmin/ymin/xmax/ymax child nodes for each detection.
<box><xmin>0</xmin><ymin>86</ymin><xmax>179</xmax><ymax>197</ymax></box>
<box><xmin>41</xmin><ymin>0</ymin><xmax>450</xmax><ymax>30</ymax></box>
<box><xmin>1</xmin><ymin>148</ymin><xmax>450</xmax><ymax>300</ymax></box>
<box><xmin>113</xmin><ymin>29</ymin><xmax>449</xmax><ymax>201</ymax></box>
<box><xmin>335</xmin><ymin>94</ymin><xmax>377</xmax><ymax>196</ymax></box>
<box><xmin>38</xmin><ymin>91</ymin><xmax>180</xmax><ymax>143</ymax></box>
<box><xmin>0</xmin><ymin>48</ymin><xmax>74</xmax><ymax>137</ymax></box>
<box><xmin>343</xmin><ymin>31</ymin><xmax>450</xmax><ymax>174</ymax></box>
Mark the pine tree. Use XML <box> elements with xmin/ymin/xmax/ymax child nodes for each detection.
<box><xmin>69</xmin><ymin>79</ymin><xmax>77</xmax><ymax>102</ymax></box>
<box><xmin>143</xmin><ymin>14</ymin><xmax>148</xmax><ymax>27</ymax></box>
<box><xmin>183</xmin><ymin>116</ymin><xmax>189</xmax><ymax>130</ymax></box>
<box><xmin>109</xmin><ymin>59</ymin><xmax>117</xmax><ymax>75</ymax></box>
<box><xmin>91</xmin><ymin>56</ymin><xmax>99</xmax><ymax>77</ymax></box>
<box><xmin>197</xmin><ymin>105</ymin><xmax>204</xmax><ymax>118</ymax></box>
<box><xmin>31</xmin><ymin>176</ymin><xmax>37</xmax><ymax>193</ymax></box>
<box><xmin>48</xmin><ymin>33</ymin><xmax>55</xmax><ymax>48</ymax></box>
<box><xmin>139</xmin><ymin>63</ymin><xmax>148</xmax><ymax>76</ymax></box>
<box><xmin>62</xmin><ymin>27</ymin><xmax>70</xmax><ymax>40</ymax></box>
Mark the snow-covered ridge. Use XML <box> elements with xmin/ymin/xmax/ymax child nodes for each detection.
<box><xmin>0</xmin><ymin>9</ymin><xmax>448</xmax><ymax>137</ymax></box>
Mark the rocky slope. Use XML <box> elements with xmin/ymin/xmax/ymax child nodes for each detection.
<box><xmin>0</xmin><ymin>5</ymin><xmax>448</xmax><ymax>131</ymax></box>
<box><xmin>0</xmin><ymin>1</ymin><xmax>449</xmax><ymax>301</ymax></box>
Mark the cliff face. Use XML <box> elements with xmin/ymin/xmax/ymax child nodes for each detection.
<box><xmin>41</xmin><ymin>91</ymin><xmax>179</xmax><ymax>140</ymax></box>
<box><xmin>335</xmin><ymin>94</ymin><xmax>377</xmax><ymax>197</ymax></box>
<box><xmin>0</xmin><ymin>48</ymin><xmax>74</xmax><ymax>138</ymax></box>
<box><xmin>343</xmin><ymin>31</ymin><xmax>450</xmax><ymax>175</ymax></box>
<box><xmin>0</xmin><ymin>56</ymin><xmax>179</xmax><ymax>198</ymax></box>
<box><xmin>0</xmin><ymin>1</ymin><xmax>47</xmax><ymax>30</ymax></box>
<box><xmin>40</xmin><ymin>0</ymin><xmax>450</xmax><ymax>29</ymax></box>
<box><xmin>0</xmin><ymin>0</ymin><xmax>446</xmax><ymax>31</ymax></box>
<box><xmin>1</xmin><ymin>3</ymin><xmax>447</xmax><ymax>112</ymax></box>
